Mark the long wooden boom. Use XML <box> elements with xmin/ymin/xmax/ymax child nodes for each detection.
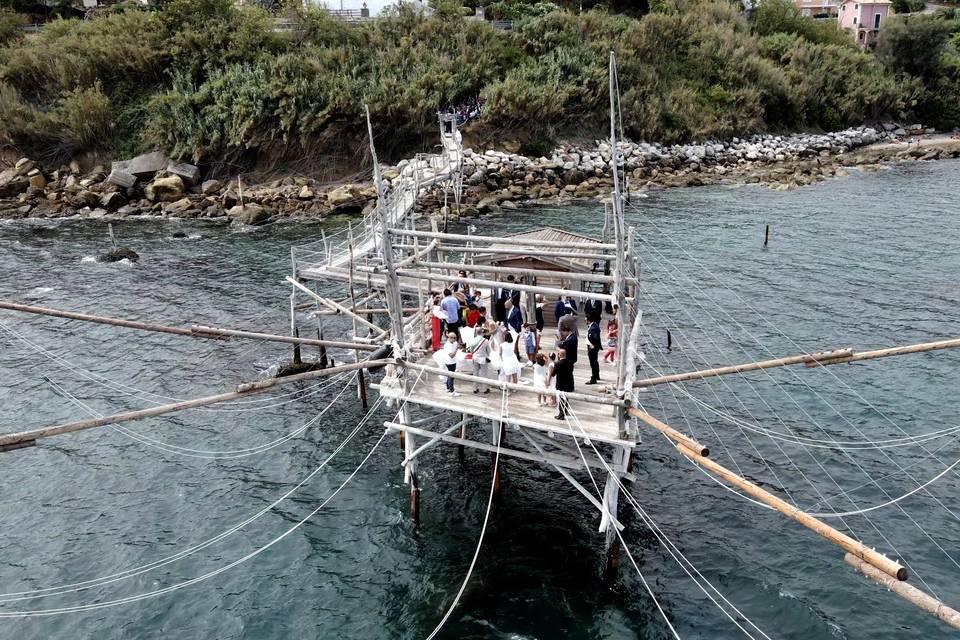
<box><xmin>673</xmin><ymin>439</ymin><xmax>907</xmax><ymax>581</ymax></box>
<box><xmin>634</xmin><ymin>337</ymin><xmax>960</xmax><ymax>388</ymax></box>
<box><xmin>0</xmin><ymin>359</ymin><xmax>390</xmax><ymax>452</ymax></box>
<box><xmin>0</xmin><ymin>300</ymin><xmax>379</xmax><ymax>351</ymax></box>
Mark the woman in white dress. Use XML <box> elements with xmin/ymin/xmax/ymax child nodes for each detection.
<box><xmin>499</xmin><ymin>331</ymin><xmax>521</xmax><ymax>384</ymax></box>
<box><xmin>532</xmin><ymin>352</ymin><xmax>550</xmax><ymax>406</ymax></box>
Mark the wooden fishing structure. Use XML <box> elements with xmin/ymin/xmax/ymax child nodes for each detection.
<box><xmin>3</xmin><ymin>52</ymin><xmax>960</xmax><ymax>633</ymax></box>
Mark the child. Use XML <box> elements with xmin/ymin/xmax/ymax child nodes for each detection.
<box><xmin>520</xmin><ymin>323</ymin><xmax>537</xmax><ymax>362</ymax></box>
<box><xmin>603</xmin><ymin>318</ymin><xmax>619</xmax><ymax>363</ymax></box>
<box><xmin>532</xmin><ymin>352</ymin><xmax>550</xmax><ymax>406</ymax></box>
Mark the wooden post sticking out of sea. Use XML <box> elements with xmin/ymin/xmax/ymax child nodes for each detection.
<box><xmin>764</xmin><ymin>224</ymin><xmax>770</xmax><ymax>247</ymax></box>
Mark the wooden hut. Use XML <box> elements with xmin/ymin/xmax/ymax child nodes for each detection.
<box><xmin>472</xmin><ymin>227</ymin><xmax>610</xmax><ymax>327</ymax></box>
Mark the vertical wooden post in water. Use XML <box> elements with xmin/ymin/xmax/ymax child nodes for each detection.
<box><xmin>764</xmin><ymin>224</ymin><xmax>770</xmax><ymax>247</ymax></box>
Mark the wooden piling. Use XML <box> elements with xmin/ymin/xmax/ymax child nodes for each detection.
<box><xmin>292</xmin><ymin>328</ymin><xmax>302</xmax><ymax>365</ymax></box>
<box><xmin>410</xmin><ymin>473</ymin><xmax>421</xmax><ymax>525</ymax></box>
<box><xmin>666</xmin><ymin>329</ymin><xmax>672</xmax><ymax>350</ymax></box>
<box><xmin>357</xmin><ymin>367</ymin><xmax>369</xmax><ymax>409</ymax></box>
<box><xmin>764</xmin><ymin>224</ymin><xmax>770</xmax><ymax>247</ymax></box>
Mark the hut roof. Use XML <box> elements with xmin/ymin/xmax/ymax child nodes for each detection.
<box><xmin>472</xmin><ymin>227</ymin><xmax>603</xmax><ymax>273</ymax></box>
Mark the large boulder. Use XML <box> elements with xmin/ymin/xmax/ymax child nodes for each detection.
<box><xmin>166</xmin><ymin>161</ymin><xmax>201</xmax><ymax>186</ymax></box>
<box><xmin>0</xmin><ymin>169</ymin><xmax>29</xmax><ymax>197</ymax></box>
<box><xmin>145</xmin><ymin>175</ymin><xmax>185</xmax><ymax>202</ymax></box>
<box><xmin>97</xmin><ymin>247</ymin><xmax>139</xmax><ymax>263</ymax></box>
<box><xmin>100</xmin><ymin>191</ymin><xmax>126</xmax><ymax>210</ymax></box>
<box><xmin>127</xmin><ymin>151</ymin><xmax>169</xmax><ymax>178</ymax></box>
<box><xmin>201</xmin><ymin>179</ymin><xmax>222</xmax><ymax>196</ymax></box>
<box><xmin>227</xmin><ymin>203</ymin><xmax>270</xmax><ymax>225</ymax></box>
<box><xmin>327</xmin><ymin>185</ymin><xmax>356</xmax><ymax>207</ymax></box>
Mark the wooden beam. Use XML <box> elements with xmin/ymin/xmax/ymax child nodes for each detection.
<box><xmin>390</xmin><ymin>228</ymin><xmax>617</xmax><ymax>250</ymax></box>
<box><xmin>634</xmin><ymin>348</ymin><xmax>854</xmax><ymax>388</ymax></box>
<box><xmin>401</xmin><ymin>419</ymin><xmax>469</xmax><ymax>466</ymax></box>
<box><xmin>397</xmin><ymin>360</ymin><xmax>624</xmax><ymax>407</ymax></box>
<box><xmin>412</xmin><ymin>244</ymin><xmax>614</xmax><ymax>262</ymax></box>
<box><xmin>285</xmin><ymin>277</ymin><xmax>385</xmax><ymax>337</ymax></box>
<box><xmin>0</xmin><ymin>359</ymin><xmax>391</xmax><ymax>450</ymax></box>
<box><xmin>384</xmin><ymin>422</ymin><xmax>625</xmax><ymax>476</ymax></box>
<box><xmin>392</xmin><ymin>269</ymin><xmax>614</xmax><ymax>303</ymax></box>
<box><xmin>674</xmin><ymin>443</ymin><xmax>907</xmax><ymax>581</ymax></box>
<box><xmin>0</xmin><ymin>300</ymin><xmax>378</xmax><ymax>351</ymax></box>
<box><xmin>635</xmin><ymin>337</ymin><xmax>960</xmax><ymax>389</ymax></box>
<box><xmin>844</xmin><ymin>553</ymin><xmax>960</xmax><ymax>630</ymax></box>
<box><xmin>627</xmin><ymin>407</ymin><xmax>709</xmax><ymax>457</ymax></box>
<box><xmin>189</xmin><ymin>325</ymin><xmax>378</xmax><ymax>351</ymax></box>
<box><xmin>411</xmin><ymin>260</ymin><xmax>617</xmax><ymax>284</ymax></box>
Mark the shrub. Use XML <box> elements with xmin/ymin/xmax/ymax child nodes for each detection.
<box><xmin>0</xmin><ymin>9</ymin><xmax>28</xmax><ymax>47</ymax></box>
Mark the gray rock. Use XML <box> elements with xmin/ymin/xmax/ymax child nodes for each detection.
<box><xmin>127</xmin><ymin>151</ymin><xmax>170</xmax><ymax>177</ymax></box>
<box><xmin>166</xmin><ymin>161</ymin><xmax>201</xmax><ymax>186</ymax></box>
<box><xmin>108</xmin><ymin>169</ymin><xmax>137</xmax><ymax>188</ymax></box>
<box><xmin>201</xmin><ymin>179</ymin><xmax>222</xmax><ymax>195</ymax></box>
<box><xmin>100</xmin><ymin>191</ymin><xmax>126</xmax><ymax>210</ymax></box>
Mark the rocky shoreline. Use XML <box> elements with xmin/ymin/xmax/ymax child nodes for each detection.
<box><xmin>1</xmin><ymin>124</ymin><xmax>958</xmax><ymax>223</ymax></box>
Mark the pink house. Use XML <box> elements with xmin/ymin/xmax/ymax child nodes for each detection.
<box><xmin>838</xmin><ymin>0</ymin><xmax>892</xmax><ymax>47</ymax></box>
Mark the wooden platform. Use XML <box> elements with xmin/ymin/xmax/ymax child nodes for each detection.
<box><xmin>386</xmin><ymin>329</ymin><xmax>634</xmax><ymax>447</ymax></box>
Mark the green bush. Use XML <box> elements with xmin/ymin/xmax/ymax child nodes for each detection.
<box><xmin>0</xmin><ymin>0</ymin><xmax>954</xmax><ymax>162</ymax></box>
<box><xmin>0</xmin><ymin>9</ymin><xmax>28</xmax><ymax>47</ymax></box>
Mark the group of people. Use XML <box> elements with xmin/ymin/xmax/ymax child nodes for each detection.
<box><xmin>441</xmin><ymin>96</ymin><xmax>486</xmax><ymax>125</ymax></box>
<box><xmin>429</xmin><ymin>272</ymin><xmax>619</xmax><ymax>421</ymax></box>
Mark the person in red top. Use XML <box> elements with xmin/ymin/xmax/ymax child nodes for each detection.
<box><xmin>465</xmin><ymin>303</ymin><xmax>480</xmax><ymax>328</ymax></box>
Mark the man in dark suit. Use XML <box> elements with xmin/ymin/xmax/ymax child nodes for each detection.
<box><xmin>559</xmin><ymin>327</ymin><xmax>578</xmax><ymax>364</ymax></box>
<box><xmin>553</xmin><ymin>296</ymin><xmax>568</xmax><ymax>323</ymax></box>
<box><xmin>495</xmin><ymin>275</ymin><xmax>518</xmax><ymax>322</ymax></box>
<box><xmin>586</xmin><ymin>319</ymin><xmax>601</xmax><ymax>384</ymax></box>
<box><xmin>549</xmin><ymin>348</ymin><xmax>575</xmax><ymax>420</ymax></box>
<box><xmin>504</xmin><ymin>299</ymin><xmax>523</xmax><ymax>333</ymax></box>
<box><xmin>584</xmin><ymin>298</ymin><xmax>602</xmax><ymax>324</ymax></box>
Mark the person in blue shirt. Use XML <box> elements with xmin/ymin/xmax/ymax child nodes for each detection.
<box><xmin>440</xmin><ymin>288</ymin><xmax>462</xmax><ymax>340</ymax></box>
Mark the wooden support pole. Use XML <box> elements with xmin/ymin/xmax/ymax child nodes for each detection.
<box><xmin>0</xmin><ymin>299</ymin><xmax>379</xmax><ymax>351</ymax></box>
<box><xmin>390</xmin><ymin>227</ymin><xmax>618</xmax><ymax>251</ymax></box>
<box><xmin>627</xmin><ymin>408</ymin><xmax>709</xmax><ymax>456</ymax></box>
<box><xmin>634</xmin><ymin>348</ymin><xmax>855</xmax><ymax>388</ymax></box>
<box><xmin>844</xmin><ymin>553</ymin><xmax>960</xmax><ymax>630</ymax></box>
<box><xmin>357</xmin><ymin>367</ymin><xmax>369</xmax><ymax>409</ymax></box>
<box><xmin>634</xmin><ymin>337</ymin><xmax>960</xmax><ymax>388</ymax></box>
<box><xmin>397</xmin><ymin>361</ymin><xmax>625</xmax><ymax>407</ymax></box>
<box><xmin>666</xmin><ymin>329</ymin><xmax>672</xmax><ymax>351</ymax></box>
<box><xmin>674</xmin><ymin>444</ymin><xmax>907</xmax><ymax>581</ymax></box>
<box><xmin>0</xmin><ymin>359</ymin><xmax>391</xmax><ymax>450</ymax></box>
<box><xmin>764</xmin><ymin>224</ymin><xmax>770</xmax><ymax>248</ymax></box>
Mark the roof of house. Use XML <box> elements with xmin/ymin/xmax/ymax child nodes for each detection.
<box><xmin>839</xmin><ymin>0</ymin><xmax>892</xmax><ymax>5</ymax></box>
<box><xmin>472</xmin><ymin>227</ymin><xmax>604</xmax><ymax>273</ymax></box>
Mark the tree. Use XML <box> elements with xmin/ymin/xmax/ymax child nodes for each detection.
<box><xmin>876</xmin><ymin>14</ymin><xmax>957</xmax><ymax>79</ymax></box>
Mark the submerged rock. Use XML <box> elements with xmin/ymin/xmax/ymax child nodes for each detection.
<box><xmin>97</xmin><ymin>247</ymin><xmax>140</xmax><ymax>263</ymax></box>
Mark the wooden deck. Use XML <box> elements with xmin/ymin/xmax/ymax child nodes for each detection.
<box><xmin>388</xmin><ymin>329</ymin><xmax>634</xmax><ymax>447</ymax></box>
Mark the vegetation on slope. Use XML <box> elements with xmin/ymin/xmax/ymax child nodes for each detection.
<box><xmin>0</xmin><ymin>0</ymin><xmax>957</xmax><ymax>167</ymax></box>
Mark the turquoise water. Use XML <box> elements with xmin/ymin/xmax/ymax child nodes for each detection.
<box><xmin>1</xmin><ymin>159</ymin><xmax>959</xmax><ymax>639</ymax></box>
